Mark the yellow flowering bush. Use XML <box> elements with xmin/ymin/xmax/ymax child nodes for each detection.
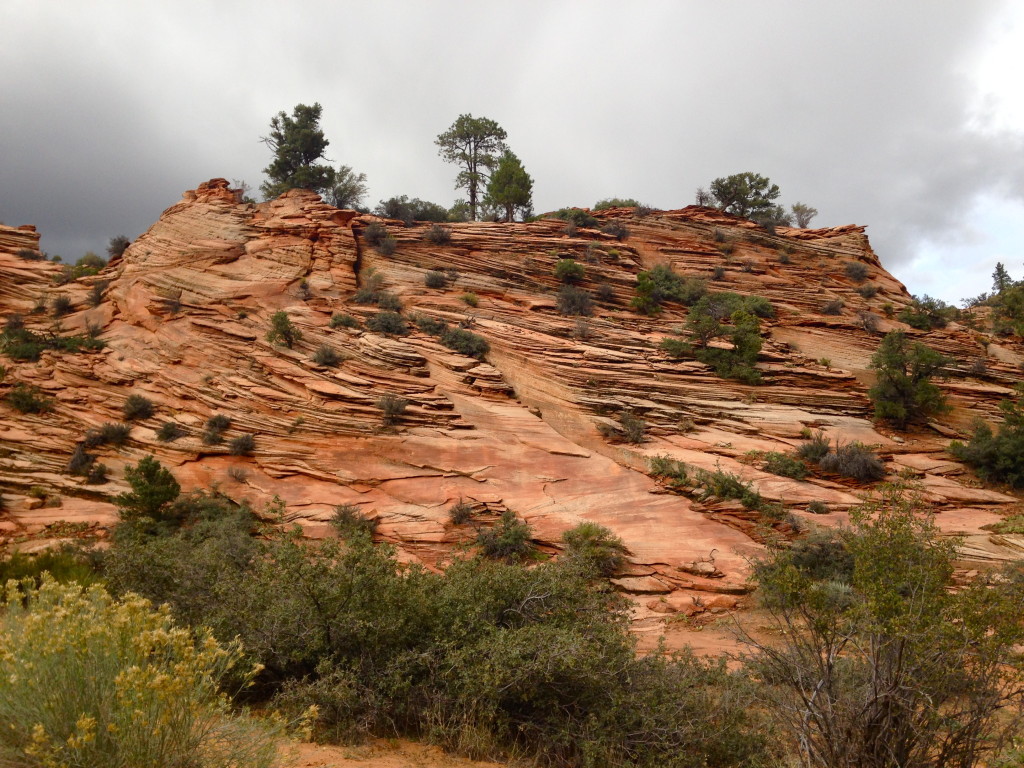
<box><xmin>0</xmin><ymin>577</ymin><xmax>279</xmax><ymax>768</ymax></box>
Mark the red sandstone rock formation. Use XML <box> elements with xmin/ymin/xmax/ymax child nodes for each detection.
<box><xmin>2</xmin><ymin>180</ymin><xmax>1021</xmax><ymax>627</ymax></box>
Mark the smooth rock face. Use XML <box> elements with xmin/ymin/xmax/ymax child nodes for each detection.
<box><xmin>2</xmin><ymin>182</ymin><xmax>1022</xmax><ymax>617</ymax></box>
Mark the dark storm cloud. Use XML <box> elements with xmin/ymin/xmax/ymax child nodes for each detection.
<box><xmin>2</xmin><ymin>0</ymin><xmax>1022</xmax><ymax>300</ymax></box>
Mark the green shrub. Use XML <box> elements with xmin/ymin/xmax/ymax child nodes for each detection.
<box><xmin>762</xmin><ymin>452</ymin><xmax>808</xmax><ymax>480</ymax></box>
<box><xmin>377</xmin><ymin>291</ymin><xmax>403</xmax><ymax>311</ymax></box>
<box><xmin>650</xmin><ymin>455</ymin><xmax>690</xmax><ymax>487</ymax></box>
<box><xmin>203</xmin><ymin>414</ymin><xmax>231</xmax><ymax>445</ymax></box>
<box><xmin>16</xmin><ymin>247</ymin><xmax>43</xmax><ymax>260</ymax></box>
<box><xmin>298</xmin><ymin>279</ymin><xmax>312</xmax><ymax>300</ymax></box>
<box><xmin>415</xmin><ymin>315</ymin><xmax>448</xmax><ymax>336</ymax></box>
<box><xmin>122</xmin><ymin>393</ymin><xmax>154</xmax><ymax>421</ymax></box>
<box><xmin>266</xmin><ymin>310</ymin><xmax>302</xmax><ymax>348</ymax></box>
<box><xmin>477</xmin><ymin>510</ymin><xmax>534</xmax><ymax>561</ymax></box>
<box><xmin>366</xmin><ymin>311</ymin><xmax>408</xmax><ymax>336</ymax></box>
<box><xmin>85</xmin><ymin>462</ymin><xmax>110</xmax><ymax>484</ymax></box>
<box><xmin>330</xmin><ymin>313</ymin><xmax>359</xmax><ymax>329</ymax></box>
<box><xmin>448</xmin><ymin>499</ymin><xmax>474</xmax><ymax>525</ymax></box>
<box><xmin>424</xmin><ymin>224</ymin><xmax>452</xmax><ymax>245</ymax></box>
<box><xmin>561</xmin><ymin>522</ymin><xmax>628</xmax><ymax>577</ymax></box>
<box><xmin>5</xmin><ymin>383</ymin><xmax>53</xmax><ymax>414</ymax></box>
<box><xmin>363</xmin><ymin>222</ymin><xmax>388</xmax><ymax>246</ymax></box>
<box><xmin>554</xmin><ymin>207</ymin><xmax>599</xmax><ymax>229</ymax></box>
<box><xmin>857</xmin><ymin>283</ymin><xmax>879</xmax><ymax>299</ymax></box>
<box><xmin>593</xmin><ymin>198</ymin><xmax>641</xmax><ymax>210</ymax></box>
<box><xmin>441</xmin><ymin>327</ymin><xmax>489</xmax><ymax>359</ymax></box>
<box><xmin>67</xmin><ymin>443</ymin><xmax>96</xmax><ymax>475</ymax></box>
<box><xmin>557</xmin><ymin>285</ymin><xmax>594</xmax><ymax>316</ymax></box>
<box><xmin>632</xmin><ymin>265</ymin><xmax>706</xmax><ymax>315</ymax></box>
<box><xmin>94</xmin><ymin>422</ymin><xmax>131</xmax><ymax>447</ymax></box>
<box><xmin>868</xmin><ymin>330</ymin><xmax>950</xmax><ymax>428</ymax></box>
<box><xmin>228</xmin><ymin>433</ymin><xmax>255</xmax><ymax>456</ymax></box>
<box><xmin>696</xmin><ymin>467</ymin><xmax>765</xmax><ymax>511</ymax></box>
<box><xmin>312</xmin><ymin>344</ymin><xmax>341</xmax><ymax>366</ymax></box>
<box><xmin>797</xmin><ymin>431</ymin><xmax>831</xmax><ymax>462</ymax></box>
<box><xmin>460</xmin><ymin>292</ymin><xmax>479</xmax><ymax>307</ymax></box>
<box><xmin>0</xmin><ymin>546</ymin><xmax>100</xmax><ymax>586</ymax></box>
<box><xmin>0</xmin><ymin>579</ymin><xmax>277</xmax><ymax>768</ymax></box>
<box><xmin>596</xmin><ymin>282</ymin><xmax>615</xmax><ymax>303</ymax></box>
<box><xmin>819</xmin><ymin>442</ymin><xmax>886</xmax><ymax>481</ymax></box>
<box><xmin>600</xmin><ymin>221</ymin><xmax>629</xmax><ymax>240</ymax></box>
<box><xmin>898</xmin><ymin>294</ymin><xmax>956</xmax><ymax>331</ymax></box>
<box><xmin>113</xmin><ymin>455</ymin><xmax>182</xmax><ymax>526</ymax></box>
<box><xmin>156</xmin><ymin>421</ymin><xmax>185</xmax><ymax>442</ymax></box>
<box><xmin>554</xmin><ymin>258</ymin><xmax>586</xmax><ymax>284</ymax></box>
<box><xmin>620</xmin><ymin>412</ymin><xmax>646</xmax><ymax>444</ymax></box>
<box><xmin>330</xmin><ymin>503</ymin><xmax>378</xmax><ymax>538</ymax></box>
<box><xmin>806</xmin><ymin>500</ymin><xmax>831</xmax><ymax>515</ymax></box>
<box><xmin>844</xmin><ymin>261</ymin><xmax>868</xmax><ymax>282</ymax></box>
<box><xmin>375</xmin><ymin>235</ymin><xmax>397</xmax><ymax>256</ymax></box>
<box><xmin>51</xmin><ymin>295</ymin><xmax>73</xmax><ymax>317</ymax></box>
<box><xmin>950</xmin><ymin>392</ymin><xmax>1024</xmax><ymax>488</ymax></box>
<box><xmin>425</xmin><ymin>270</ymin><xmax>448</xmax><ymax>288</ymax></box>
<box><xmin>377</xmin><ymin>393</ymin><xmax>409</xmax><ymax>425</ymax></box>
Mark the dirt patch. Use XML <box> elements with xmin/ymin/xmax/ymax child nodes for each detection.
<box><xmin>287</xmin><ymin>738</ymin><xmax>505</xmax><ymax>768</ymax></box>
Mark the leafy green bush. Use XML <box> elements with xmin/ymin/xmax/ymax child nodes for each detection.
<box><xmin>844</xmin><ymin>261</ymin><xmax>868</xmax><ymax>282</ymax></box>
<box><xmin>0</xmin><ymin>578</ymin><xmax>277</xmax><ymax>768</ymax></box>
<box><xmin>441</xmin><ymin>327</ymin><xmax>489</xmax><ymax>359</ymax></box>
<box><xmin>330</xmin><ymin>313</ymin><xmax>359</xmax><ymax>329</ymax></box>
<box><xmin>424</xmin><ymin>270</ymin><xmax>448</xmax><ymax>288</ymax></box>
<box><xmin>796</xmin><ymin>431</ymin><xmax>831</xmax><ymax>462</ymax></box>
<box><xmin>312</xmin><ymin>343</ymin><xmax>341</xmax><ymax>366</ymax></box>
<box><xmin>898</xmin><ymin>294</ymin><xmax>957</xmax><ymax>331</ymax></box>
<box><xmin>650</xmin><ymin>455</ymin><xmax>690</xmax><ymax>487</ymax></box>
<box><xmin>377</xmin><ymin>291</ymin><xmax>402</xmax><ymax>311</ymax></box>
<box><xmin>122</xmin><ymin>393</ymin><xmax>154</xmax><ymax>421</ymax></box>
<box><xmin>554</xmin><ymin>207</ymin><xmax>599</xmax><ymax>229</ymax></box>
<box><xmin>448</xmin><ymin>499</ymin><xmax>474</xmax><ymax>525</ymax></box>
<box><xmin>695</xmin><ymin>467</ymin><xmax>765</xmax><ymax>511</ymax></box>
<box><xmin>228</xmin><ymin>433</ymin><xmax>255</xmax><ymax>456</ymax></box>
<box><xmin>561</xmin><ymin>522</ymin><xmax>628</xmax><ymax>576</ymax></box>
<box><xmin>593</xmin><ymin>198</ymin><xmax>641</xmax><ymax>210</ymax></box>
<box><xmin>266</xmin><ymin>310</ymin><xmax>302</xmax><ymax>347</ymax></box>
<box><xmin>950</xmin><ymin>392</ymin><xmax>1024</xmax><ymax>487</ymax></box>
<box><xmin>415</xmin><ymin>314</ymin><xmax>448</xmax><ymax>336</ymax></box>
<box><xmin>819</xmin><ymin>442</ymin><xmax>885</xmax><ymax>481</ymax></box>
<box><xmin>477</xmin><ymin>510</ymin><xmax>534</xmax><ymax>561</ymax></box>
<box><xmin>363</xmin><ymin>222</ymin><xmax>388</xmax><ymax>245</ymax></box>
<box><xmin>557</xmin><ymin>285</ymin><xmax>594</xmax><ymax>316</ymax></box>
<box><xmin>0</xmin><ymin>322</ymin><xmax>103</xmax><ymax>362</ymax></box>
<box><xmin>762</xmin><ymin>452</ymin><xmax>808</xmax><ymax>480</ymax></box>
<box><xmin>156</xmin><ymin>421</ymin><xmax>186</xmax><ymax>442</ymax></box>
<box><xmin>330</xmin><ymin>503</ymin><xmax>378</xmax><ymax>538</ymax></box>
<box><xmin>4</xmin><ymin>383</ymin><xmax>53</xmax><ymax>414</ymax></box>
<box><xmin>366</xmin><ymin>311</ymin><xmax>408</xmax><ymax>336</ymax></box>
<box><xmin>460</xmin><ymin>292</ymin><xmax>479</xmax><ymax>307</ymax></box>
<box><xmin>424</xmin><ymin>224</ymin><xmax>452</xmax><ymax>245</ymax></box>
<box><xmin>90</xmin><ymin>422</ymin><xmax>131</xmax><ymax>447</ymax></box>
<box><xmin>632</xmin><ymin>265</ymin><xmax>706</xmax><ymax>315</ymax></box>
<box><xmin>114</xmin><ymin>455</ymin><xmax>182</xmax><ymax>526</ymax></box>
<box><xmin>554</xmin><ymin>258</ymin><xmax>585</xmax><ymax>284</ymax></box>
<box><xmin>806</xmin><ymin>500</ymin><xmax>831</xmax><ymax>515</ymax></box>
<box><xmin>868</xmin><ymin>330</ymin><xmax>949</xmax><ymax>428</ymax></box>
<box><xmin>857</xmin><ymin>283</ymin><xmax>879</xmax><ymax>299</ymax></box>
<box><xmin>377</xmin><ymin>393</ymin><xmax>409</xmax><ymax>425</ymax></box>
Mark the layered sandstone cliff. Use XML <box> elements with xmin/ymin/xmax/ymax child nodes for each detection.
<box><xmin>2</xmin><ymin>180</ymin><xmax>1022</xmax><ymax>627</ymax></box>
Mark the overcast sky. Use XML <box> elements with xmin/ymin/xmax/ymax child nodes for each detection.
<box><xmin>3</xmin><ymin>1</ymin><xmax>1024</xmax><ymax>304</ymax></box>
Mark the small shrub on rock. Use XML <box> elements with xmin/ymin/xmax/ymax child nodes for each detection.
<box><xmin>330</xmin><ymin>503</ymin><xmax>378</xmax><ymax>539</ymax></box>
<box><xmin>797</xmin><ymin>431</ymin><xmax>831</xmax><ymax>462</ymax></box>
<box><xmin>821</xmin><ymin>299</ymin><xmax>845</xmax><ymax>315</ymax></box>
<box><xmin>5</xmin><ymin>383</ymin><xmax>53</xmax><ymax>414</ymax></box>
<box><xmin>596</xmin><ymin>282</ymin><xmax>615</xmax><ymax>303</ymax></box>
<box><xmin>448</xmin><ymin>499</ymin><xmax>474</xmax><ymax>525</ymax></box>
<box><xmin>819</xmin><ymin>442</ymin><xmax>886</xmax><ymax>481</ymax></box>
<box><xmin>330</xmin><ymin>313</ymin><xmax>359</xmax><ymax>329</ymax></box>
<box><xmin>266</xmin><ymin>310</ymin><xmax>302</xmax><ymax>348</ymax></box>
<box><xmin>122</xmin><ymin>394</ymin><xmax>155</xmax><ymax>421</ymax></box>
<box><xmin>857</xmin><ymin>283</ymin><xmax>879</xmax><ymax>299</ymax></box>
<box><xmin>424</xmin><ymin>270</ymin><xmax>448</xmax><ymax>289</ymax></box>
<box><xmin>377</xmin><ymin>393</ymin><xmax>409</xmax><ymax>426</ymax></box>
<box><xmin>363</xmin><ymin>222</ymin><xmax>388</xmax><ymax>246</ymax></box>
<box><xmin>51</xmin><ymin>295</ymin><xmax>73</xmax><ymax>317</ymax></box>
<box><xmin>477</xmin><ymin>510</ymin><xmax>534</xmax><ymax>562</ymax></box>
<box><xmin>600</xmin><ymin>221</ymin><xmax>630</xmax><ymax>240</ymax></box>
<box><xmin>228</xmin><ymin>433</ymin><xmax>255</xmax><ymax>456</ymax></box>
<box><xmin>365</xmin><ymin>311</ymin><xmax>408</xmax><ymax>336</ymax></box>
<box><xmin>557</xmin><ymin>285</ymin><xmax>594</xmax><ymax>316</ymax></box>
<box><xmin>844</xmin><ymin>261</ymin><xmax>869</xmax><ymax>282</ymax></box>
<box><xmin>157</xmin><ymin>421</ymin><xmax>186</xmax><ymax>442</ymax></box>
<box><xmin>762</xmin><ymin>452</ymin><xmax>808</xmax><ymax>480</ymax></box>
<box><xmin>424</xmin><ymin>224</ymin><xmax>452</xmax><ymax>245</ymax></box>
<box><xmin>441</xmin><ymin>327</ymin><xmax>489</xmax><ymax>359</ymax></box>
<box><xmin>554</xmin><ymin>258</ymin><xmax>586</xmax><ymax>284</ymax></box>
<box><xmin>562</xmin><ymin>521</ymin><xmax>628</xmax><ymax>577</ymax></box>
<box><xmin>460</xmin><ymin>292</ymin><xmax>479</xmax><ymax>307</ymax></box>
<box><xmin>375</xmin><ymin>235</ymin><xmax>397</xmax><ymax>256</ymax></box>
<box><xmin>313</xmin><ymin>344</ymin><xmax>341</xmax><ymax>366</ymax></box>
<box><xmin>807</xmin><ymin>500</ymin><xmax>831</xmax><ymax>514</ymax></box>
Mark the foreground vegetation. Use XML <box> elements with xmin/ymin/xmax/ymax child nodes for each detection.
<box><xmin>3</xmin><ymin>458</ymin><xmax>1024</xmax><ymax>768</ymax></box>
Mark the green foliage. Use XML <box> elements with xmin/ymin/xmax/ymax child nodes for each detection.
<box><xmin>476</xmin><ymin>510</ymin><xmax>534</xmax><ymax>561</ymax></box>
<box><xmin>114</xmin><ymin>455</ymin><xmax>182</xmax><ymax>526</ymax></box>
<box><xmin>376</xmin><ymin>195</ymin><xmax>449</xmax><ymax>224</ymax></box>
<box><xmin>593</xmin><ymin>198</ymin><xmax>641</xmax><ymax>210</ymax></box>
<box><xmin>695</xmin><ymin>467</ymin><xmax>767</xmax><ymax>512</ymax></box>
<box><xmin>631</xmin><ymin>265</ymin><xmax>706</xmax><ymax>314</ymax></box>
<box><xmin>748</xmin><ymin>486</ymin><xmax>1024</xmax><ymax>768</ymax></box>
<box><xmin>821</xmin><ymin>298</ymin><xmax>844</xmax><ymax>315</ymax></box>
<box><xmin>266</xmin><ymin>310</ymin><xmax>302</xmax><ymax>348</ymax></box>
<box><xmin>790</xmin><ymin>202</ymin><xmax>818</xmax><ymax>228</ymax></box>
<box><xmin>424</xmin><ymin>225</ymin><xmax>452</xmax><ymax>246</ymax></box>
<box><xmin>0</xmin><ymin>578</ymin><xmax>277</xmax><ymax>768</ymax></box>
<box><xmin>330</xmin><ymin>313</ymin><xmax>359</xmax><ymax>329</ymax></box>
<box><xmin>312</xmin><ymin>343</ymin><xmax>341</xmax><ymax>366</ymax></box>
<box><xmin>330</xmin><ymin>503</ymin><xmax>378</xmax><ymax>539</ymax></box>
<box><xmin>762</xmin><ymin>451</ymin><xmax>808</xmax><ymax>480</ymax></box>
<box><xmin>415</xmin><ymin>314</ymin><xmax>448</xmax><ymax>336</ymax></box>
<box><xmin>692</xmin><ymin>309</ymin><xmax>763</xmax><ymax>384</ymax></box>
<box><xmin>362</xmin><ymin>222</ymin><xmax>389</xmax><ymax>246</ymax></box>
<box><xmin>485</xmin><ymin>150</ymin><xmax>533</xmax><ymax>222</ymax></box>
<box><xmin>51</xmin><ymin>294</ymin><xmax>73</xmax><ymax>316</ymax></box>
<box><xmin>460</xmin><ymin>292</ymin><xmax>479</xmax><ymax>307</ymax></box>
<box><xmin>0</xmin><ymin>546</ymin><xmax>100</xmax><ymax>586</ymax></box>
<box><xmin>0</xmin><ymin>321</ymin><xmax>104</xmax><ymax>362</ymax></box>
<box><xmin>708</xmin><ymin>172</ymin><xmax>782</xmax><ymax>220</ymax></box>
<box><xmin>260</xmin><ymin>102</ymin><xmax>338</xmax><ymax>199</ymax></box>
<box><xmin>561</xmin><ymin>522</ymin><xmax>628</xmax><ymax>577</ymax></box>
<box><xmin>376</xmin><ymin>291</ymin><xmax>402</xmax><ymax>311</ymax></box>
<box><xmin>366</xmin><ymin>311</ymin><xmax>408</xmax><ymax>336</ymax></box>
<box><xmin>121</xmin><ymin>393</ymin><xmax>154</xmax><ymax>421</ymax></box>
<box><xmin>868</xmin><ymin>330</ymin><xmax>950</xmax><ymax>428</ymax></box>
<box><xmin>228</xmin><ymin>433</ymin><xmax>255</xmax><ymax>456</ymax></box>
<box><xmin>87</xmin><ymin>422</ymin><xmax>131</xmax><ymax>447</ymax></box>
<box><xmin>619</xmin><ymin>412</ymin><xmax>646</xmax><ymax>444</ymax></box>
<box><xmin>554</xmin><ymin>207</ymin><xmax>599</xmax><ymax>229</ymax></box>
<box><xmin>856</xmin><ymin>283</ymin><xmax>879</xmax><ymax>299</ymax></box>
<box><xmin>4</xmin><ymin>383</ymin><xmax>53</xmax><ymax>414</ymax></box>
<box><xmin>441</xmin><ymin>327</ymin><xmax>489</xmax><ymax>359</ymax></box>
<box><xmin>601</xmin><ymin>221</ymin><xmax>630</xmax><ymax>240</ymax></box>
<box><xmin>448</xmin><ymin>499</ymin><xmax>474</xmax><ymax>525</ymax></box>
<box><xmin>950</xmin><ymin>392</ymin><xmax>1024</xmax><ymax>487</ymax></box>
<box><xmin>436</xmin><ymin>114</ymin><xmax>508</xmax><ymax>221</ymax></box>
<box><xmin>797</xmin><ymin>431</ymin><xmax>831</xmax><ymax>462</ymax></box>
<box><xmin>898</xmin><ymin>294</ymin><xmax>957</xmax><ymax>331</ymax></box>
<box><xmin>16</xmin><ymin>247</ymin><xmax>43</xmax><ymax>260</ymax></box>
<box><xmin>377</xmin><ymin>393</ymin><xmax>409</xmax><ymax>426</ymax></box>
<box><xmin>819</xmin><ymin>441</ymin><xmax>886</xmax><ymax>481</ymax></box>
<box><xmin>554</xmin><ymin>257</ymin><xmax>586</xmax><ymax>284</ymax></box>
<box><xmin>844</xmin><ymin>261</ymin><xmax>868</xmax><ymax>282</ymax></box>
<box><xmin>650</xmin><ymin>455</ymin><xmax>690</xmax><ymax>487</ymax></box>
<box><xmin>424</xmin><ymin>270</ymin><xmax>448</xmax><ymax>288</ymax></box>
<box><xmin>806</xmin><ymin>500</ymin><xmax>831</xmax><ymax>515</ymax></box>
<box><xmin>557</xmin><ymin>285</ymin><xmax>594</xmax><ymax>317</ymax></box>
<box><xmin>325</xmin><ymin>165</ymin><xmax>369</xmax><ymax>209</ymax></box>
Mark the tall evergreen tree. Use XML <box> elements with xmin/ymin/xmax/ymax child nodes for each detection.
<box><xmin>485</xmin><ymin>151</ymin><xmax>533</xmax><ymax>222</ymax></box>
<box><xmin>992</xmin><ymin>262</ymin><xmax>1013</xmax><ymax>294</ymax></box>
<box><xmin>260</xmin><ymin>103</ymin><xmax>339</xmax><ymax>200</ymax></box>
<box><xmin>435</xmin><ymin>114</ymin><xmax>507</xmax><ymax>220</ymax></box>
<box><xmin>708</xmin><ymin>172</ymin><xmax>782</xmax><ymax>219</ymax></box>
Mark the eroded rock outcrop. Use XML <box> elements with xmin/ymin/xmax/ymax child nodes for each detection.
<box><xmin>2</xmin><ymin>181</ymin><xmax>1022</xmax><ymax>627</ymax></box>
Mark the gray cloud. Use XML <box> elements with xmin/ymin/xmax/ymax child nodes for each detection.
<box><xmin>2</xmin><ymin>0</ymin><xmax>1022</xmax><ymax>301</ymax></box>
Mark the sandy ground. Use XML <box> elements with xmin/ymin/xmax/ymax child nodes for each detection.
<box><xmin>287</xmin><ymin>739</ymin><xmax>506</xmax><ymax>768</ymax></box>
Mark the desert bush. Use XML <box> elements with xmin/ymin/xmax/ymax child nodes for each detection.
<box><xmin>424</xmin><ymin>224</ymin><xmax>452</xmax><ymax>245</ymax></box>
<box><xmin>632</xmin><ymin>265</ymin><xmax>707</xmax><ymax>315</ymax></box>
<box><xmin>857</xmin><ymin>283</ymin><xmax>879</xmax><ymax>299</ymax></box>
<box><xmin>557</xmin><ymin>284</ymin><xmax>594</xmax><ymax>316</ymax></box>
<box><xmin>561</xmin><ymin>521</ymin><xmax>628</xmax><ymax>577</ymax></box>
<box><xmin>554</xmin><ymin>207</ymin><xmax>599</xmax><ymax>229</ymax></box>
<box><xmin>0</xmin><ymin>578</ymin><xmax>277</xmax><ymax>768</ymax></box>
<box><xmin>298</xmin><ymin>279</ymin><xmax>312</xmax><ymax>300</ymax></box>
<box><xmin>122</xmin><ymin>393</ymin><xmax>154</xmax><ymax>421</ymax></box>
<box><xmin>600</xmin><ymin>221</ymin><xmax>630</xmax><ymax>240</ymax></box>
<box><xmin>330</xmin><ymin>503</ymin><xmax>378</xmax><ymax>538</ymax></box>
<box><xmin>821</xmin><ymin>299</ymin><xmax>844</xmax><ymax>315</ymax></box>
<box><xmin>712</xmin><ymin>265</ymin><xmax>726</xmax><ymax>280</ymax></box>
<box><xmin>425</xmin><ymin>270</ymin><xmax>448</xmax><ymax>288</ymax></box>
<box><xmin>363</xmin><ymin>222</ymin><xmax>388</xmax><ymax>246</ymax></box>
<box><xmin>156</xmin><ymin>421</ymin><xmax>186</xmax><ymax>442</ymax></box>
<box><xmin>594</xmin><ymin>198</ymin><xmax>641</xmax><ymax>210</ymax></box>
<box><xmin>554</xmin><ymin>258</ymin><xmax>586</xmax><ymax>284</ymax></box>
<box><xmin>797</xmin><ymin>431</ymin><xmax>831</xmax><ymax>462</ymax></box>
<box><xmin>95</xmin><ymin>422</ymin><xmax>131</xmax><ymax>447</ymax></box>
<box><xmin>476</xmin><ymin>509</ymin><xmax>534</xmax><ymax>562</ymax></box>
<box><xmin>375</xmin><ymin>235</ymin><xmax>397</xmax><ymax>256</ymax></box>
<box><xmin>330</xmin><ymin>313</ymin><xmax>359</xmax><ymax>329</ymax></box>
<box><xmin>762</xmin><ymin>452</ymin><xmax>808</xmax><ymax>480</ymax></box>
<box><xmin>448</xmin><ymin>499</ymin><xmax>474</xmax><ymax>525</ymax></box>
<box><xmin>114</xmin><ymin>455</ymin><xmax>182</xmax><ymax>526</ymax></box>
<box><xmin>377</xmin><ymin>291</ymin><xmax>403</xmax><ymax>311</ymax></box>
<box><xmin>441</xmin><ymin>327</ymin><xmax>489</xmax><ymax>359</ymax></box>
<box><xmin>228</xmin><ymin>433</ymin><xmax>255</xmax><ymax>456</ymax></box>
<box><xmin>844</xmin><ymin>261</ymin><xmax>868</xmax><ymax>282</ymax></box>
<box><xmin>857</xmin><ymin>310</ymin><xmax>880</xmax><ymax>332</ymax></box>
<box><xmin>415</xmin><ymin>315</ymin><xmax>448</xmax><ymax>336</ymax></box>
<box><xmin>67</xmin><ymin>443</ymin><xmax>96</xmax><ymax>475</ymax></box>
<box><xmin>806</xmin><ymin>500</ymin><xmax>831</xmax><ymax>515</ymax></box>
<box><xmin>950</xmin><ymin>392</ymin><xmax>1024</xmax><ymax>488</ymax></box>
<box><xmin>51</xmin><ymin>294</ymin><xmax>73</xmax><ymax>317</ymax></box>
<box><xmin>777</xmin><ymin>252</ymin><xmax>791</xmax><ymax>264</ymax></box>
<box><xmin>16</xmin><ymin>247</ymin><xmax>43</xmax><ymax>260</ymax></box>
<box><xmin>460</xmin><ymin>292</ymin><xmax>479</xmax><ymax>307</ymax></box>
<box><xmin>5</xmin><ymin>383</ymin><xmax>53</xmax><ymax>414</ymax></box>
<box><xmin>819</xmin><ymin>441</ymin><xmax>886</xmax><ymax>481</ymax></box>
<box><xmin>266</xmin><ymin>310</ymin><xmax>302</xmax><ymax>348</ymax></box>
<box><xmin>366</xmin><ymin>311</ymin><xmax>408</xmax><ymax>336</ymax></box>
<box><xmin>203</xmin><ymin>413</ymin><xmax>231</xmax><ymax>445</ymax></box>
<box><xmin>696</xmin><ymin>467</ymin><xmax>765</xmax><ymax>511</ymax></box>
<box><xmin>596</xmin><ymin>282</ymin><xmax>615</xmax><ymax>303</ymax></box>
<box><xmin>619</xmin><ymin>412</ymin><xmax>646</xmax><ymax>444</ymax></box>
<box><xmin>85</xmin><ymin>462</ymin><xmax>110</xmax><ymax>484</ymax></box>
<box><xmin>868</xmin><ymin>330</ymin><xmax>950</xmax><ymax>428</ymax></box>
<box><xmin>312</xmin><ymin>344</ymin><xmax>341</xmax><ymax>366</ymax></box>
<box><xmin>898</xmin><ymin>294</ymin><xmax>956</xmax><ymax>331</ymax></box>
<box><xmin>377</xmin><ymin>393</ymin><xmax>409</xmax><ymax>425</ymax></box>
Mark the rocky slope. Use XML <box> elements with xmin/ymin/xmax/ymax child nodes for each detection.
<box><xmin>2</xmin><ymin>179</ymin><xmax>1022</xmax><ymax>627</ymax></box>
